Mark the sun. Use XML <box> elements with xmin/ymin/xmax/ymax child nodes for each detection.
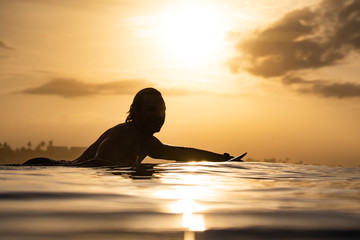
<box><xmin>156</xmin><ymin>4</ymin><xmax>228</xmax><ymax>66</ymax></box>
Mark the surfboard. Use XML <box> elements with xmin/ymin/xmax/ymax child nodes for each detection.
<box><xmin>227</xmin><ymin>152</ymin><xmax>247</xmax><ymax>162</ymax></box>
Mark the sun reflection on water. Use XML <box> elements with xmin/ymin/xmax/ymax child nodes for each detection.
<box><xmin>173</xmin><ymin>199</ymin><xmax>205</xmax><ymax>240</ymax></box>
<box><xmin>153</xmin><ymin>171</ymin><xmax>211</xmax><ymax>240</ymax></box>
<box><xmin>171</xmin><ymin>199</ymin><xmax>205</xmax><ymax>231</ymax></box>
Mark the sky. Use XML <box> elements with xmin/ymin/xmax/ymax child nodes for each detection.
<box><xmin>0</xmin><ymin>0</ymin><xmax>359</xmax><ymax>166</ymax></box>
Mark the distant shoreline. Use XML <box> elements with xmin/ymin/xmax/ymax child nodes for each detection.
<box><xmin>0</xmin><ymin>141</ymin><xmax>86</xmax><ymax>164</ymax></box>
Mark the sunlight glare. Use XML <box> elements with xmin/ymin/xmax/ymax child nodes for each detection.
<box><xmin>155</xmin><ymin>185</ymin><xmax>210</xmax><ymax>201</ymax></box>
<box><xmin>172</xmin><ymin>200</ymin><xmax>206</xmax><ymax>232</ymax></box>
<box><xmin>183</xmin><ymin>212</ymin><xmax>205</xmax><ymax>231</ymax></box>
<box><xmin>171</xmin><ymin>199</ymin><xmax>205</xmax><ymax>214</ymax></box>
<box><xmin>157</xmin><ymin>4</ymin><xmax>228</xmax><ymax>65</ymax></box>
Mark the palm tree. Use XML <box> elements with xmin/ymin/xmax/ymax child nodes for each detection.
<box><xmin>3</xmin><ymin>142</ymin><xmax>10</xmax><ymax>149</ymax></box>
<box><xmin>40</xmin><ymin>141</ymin><xmax>46</xmax><ymax>151</ymax></box>
<box><xmin>27</xmin><ymin>141</ymin><xmax>32</xmax><ymax>150</ymax></box>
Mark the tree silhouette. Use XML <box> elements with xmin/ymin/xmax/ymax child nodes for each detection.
<box><xmin>3</xmin><ymin>142</ymin><xmax>10</xmax><ymax>149</ymax></box>
<box><xmin>27</xmin><ymin>141</ymin><xmax>32</xmax><ymax>150</ymax></box>
<box><xmin>36</xmin><ymin>141</ymin><xmax>47</xmax><ymax>151</ymax></box>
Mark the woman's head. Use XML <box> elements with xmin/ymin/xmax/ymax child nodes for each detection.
<box><xmin>126</xmin><ymin>88</ymin><xmax>166</xmax><ymax>134</ymax></box>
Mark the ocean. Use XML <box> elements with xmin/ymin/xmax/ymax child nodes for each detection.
<box><xmin>1</xmin><ymin>161</ymin><xmax>359</xmax><ymax>240</ymax></box>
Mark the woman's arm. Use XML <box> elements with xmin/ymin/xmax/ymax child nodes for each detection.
<box><xmin>72</xmin><ymin>129</ymin><xmax>111</xmax><ymax>164</ymax></box>
<box><xmin>149</xmin><ymin>137</ymin><xmax>233</xmax><ymax>162</ymax></box>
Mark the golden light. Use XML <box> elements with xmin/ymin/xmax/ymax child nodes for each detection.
<box><xmin>153</xmin><ymin>171</ymin><xmax>211</xmax><ymax>237</ymax></box>
<box><xmin>156</xmin><ymin>4</ymin><xmax>228</xmax><ymax>65</ymax></box>
<box><xmin>171</xmin><ymin>199</ymin><xmax>205</xmax><ymax>214</ymax></box>
<box><xmin>183</xmin><ymin>212</ymin><xmax>205</xmax><ymax>232</ymax></box>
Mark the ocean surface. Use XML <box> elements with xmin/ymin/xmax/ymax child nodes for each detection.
<box><xmin>1</xmin><ymin>161</ymin><xmax>360</xmax><ymax>240</ymax></box>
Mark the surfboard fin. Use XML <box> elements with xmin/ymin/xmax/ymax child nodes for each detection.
<box><xmin>227</xmin><ymin>152</ymin><xmax>247</xmax><ymax>162</ymax></box>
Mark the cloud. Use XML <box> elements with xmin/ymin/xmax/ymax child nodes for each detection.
<box><xmin>19</xmin><ymin>78</ymin><xmax>199</xmax><ymax>98</ymax></box>
<box><xmin>230</xmin><ymin>0</ymin><xmax>360</xmax><ymax>77</ymax></box>
<box><xmin>20</xmin><ymin>78</ymin><xmax>155</xmax><ymax>98</ymax></box>
<box><xmin>0</xmin><ymin>40</ymin><xmax>13</xmax><ymax>50</ymax></box>
<box><xmin>283</xmin><ymin>75</ymin><xmax>360</xmax><ymax>98</ymax></box>
<box><xmin>0</xmin><ymin>40</ymin><xmax>14</xmax><ymax>60</ymax></box>
<box><xmin>228</xmin><ymin>0</ymin><xmax>360</xmax><ymax>98</ymax></box>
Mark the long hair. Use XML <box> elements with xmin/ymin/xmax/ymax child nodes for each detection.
<box><xmin>126</xmin><ymin>88</ymin><xmax>163</xmax><ymax>122</ymax></box>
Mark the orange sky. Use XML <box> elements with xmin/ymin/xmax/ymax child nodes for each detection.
<box><xmin>0</xmin><ymin>0</ymin><xmax>359</xmax><ymax>166</ymax></box>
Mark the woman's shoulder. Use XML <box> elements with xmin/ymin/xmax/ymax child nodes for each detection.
<box><xmin>109</xmin><ymin>122</ymin><xmax>138</xmax><ymax>136</ymax></box>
